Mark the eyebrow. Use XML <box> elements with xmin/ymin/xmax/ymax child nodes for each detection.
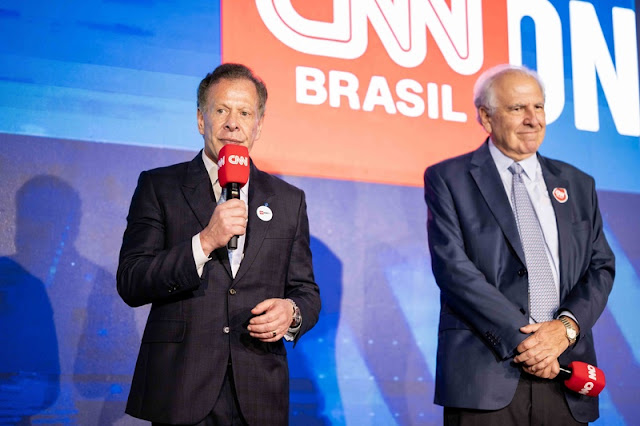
<box><xmin>506</xmin><ymin>102</ymin><xmax>544</xmax><ymax>109</ymax></box>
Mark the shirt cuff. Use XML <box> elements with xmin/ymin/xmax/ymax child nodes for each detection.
<box><xmin>558</xmin><ymin>310</ymin><xmax>579</xmax><ymax>327</ymax></box>
<box><xmin>192</xmin><ymin>233</ymin><xmax>210</xmax><ymax>278</ymax></box>
<box><xmin>284</xmin><ymin>321</ymin><xmax>302</xmax><ymax>342</ymax></box>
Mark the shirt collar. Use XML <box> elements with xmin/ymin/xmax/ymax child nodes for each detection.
<box><xmin>488</xmin><ymin>138</ymin><xmax>539</xmax><ymax>181</ymax></box>
<box><xmin>201</xmin><ymin>150</ymin><xmax>250</xmax><ymax>196</ymax></box>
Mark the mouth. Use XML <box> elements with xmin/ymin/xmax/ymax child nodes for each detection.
<box><xmin>518</xmin><ymin>130</ymin><xmax>540</xmax><ymax>137</ymax></box>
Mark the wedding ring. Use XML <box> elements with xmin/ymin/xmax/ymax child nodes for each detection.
<box><xmin>272</xmin><ymin>331</ymin><xmax>277</xmax><ymax>337</ymax></box>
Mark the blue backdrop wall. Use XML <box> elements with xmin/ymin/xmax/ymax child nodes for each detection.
<box><xmin>0</xmin><ymin>1</ymin><xmax>638</xmax><ymax>424</ymax></box>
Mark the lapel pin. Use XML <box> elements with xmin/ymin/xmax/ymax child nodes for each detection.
<box><xmin>257</xmin><ymin>204</ymin><xmax>273</xmax><ymax>221</ymax></box>
<box><xmin>552</xmin><ymin>187</ymin><xmax>568</xmax><ymax>203</ymax></box>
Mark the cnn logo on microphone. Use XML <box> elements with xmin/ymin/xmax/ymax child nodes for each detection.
<box><xmin>218</xmin><ymin>154</ymin><xmax>249</xmax><ymax>168</ymax></box>
<box><xmin>579</xmin><ymin>364</ymin><xmax>599</xmax><ymax>396</ymax></box>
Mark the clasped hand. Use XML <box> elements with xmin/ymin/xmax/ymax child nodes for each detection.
<box><xmin>513</xmin><ymin>320</ymin><xmax>569</xmax><ymax>379</ymax></box>
<box><xmin>247</xmin><ymin>299</ymin><xmax>295</xmax><ymax>342</ymax></box>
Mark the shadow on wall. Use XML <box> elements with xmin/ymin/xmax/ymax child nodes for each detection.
<box><xmin>0</xmin><ymin>176</ymin><xmax>63</xmax><ymax>423</ymax></box>
<box><xmin>288</xmin><ymin>236</ymin><xmax>344</xmax><ymax>425</ymax></box>
<box><xmin>360</xmin><ymin>241</ymin><xmax>438</xmax><ymax>424</ymax></box>
<box><xmin>74</xmin><ymin>231</ymin><xmax>139</xmax><ymax>422</ymax></box>
<box><xmin>0</xmin><ymin>175</ymin><xmax>140</xmax><ymax>424</ymax></box>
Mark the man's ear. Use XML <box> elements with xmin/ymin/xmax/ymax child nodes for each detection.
<box><xmin>255</xmin><ymin>115</ymin><xmax>265</xmax><ymax>141</ymax></box>
<box><xmin>197</xmin><ymin>108</ymin><xmax>205</xmax><ymax>135</ymax></box>
<box><xmin>479</xmin><ymin>107</ymin><xmax>492</xmax><ymax>134</ymax></box>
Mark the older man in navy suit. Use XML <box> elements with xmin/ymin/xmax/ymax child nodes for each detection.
<box><xmin>424</xmin><ymin>65</ymin><xmax>614</xmax><ymax>425</ymax></box>
<box><xmin>117</xmin><ymin>63</ymin><xmax>321</xmax><ymax>425</ymax></box>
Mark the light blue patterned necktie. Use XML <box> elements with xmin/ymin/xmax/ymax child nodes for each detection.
<box><xmin>509</xmin><ymin>162</ymin><xmax>558</xmax><ymax>322</ymax></box>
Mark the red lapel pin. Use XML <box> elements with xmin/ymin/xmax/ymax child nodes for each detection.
<box><xmin>553</xmin><ymin>187</ymin><xmax>568</xmax><ymax>203</ymax></box>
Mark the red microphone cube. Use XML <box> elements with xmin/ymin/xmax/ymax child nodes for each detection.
<box><xmin>565</xmin><ymin>361</ymin><xmax>606</xmax><ymax>397</ymax></box>
<box><xmin>218</xmin><ymin>144</ymin><xmax>250</xmax><ymax>188</ymax></box>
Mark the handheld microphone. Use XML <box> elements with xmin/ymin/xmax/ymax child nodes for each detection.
<box><xmin>557</xmin><ymin>361</ymin><xmax>606</xmax><ymax>397</ymax></box>
<box><xmin>217</xmin><ymin>144</ymin><xmax>250</xmax><ymax>250</ymax></box>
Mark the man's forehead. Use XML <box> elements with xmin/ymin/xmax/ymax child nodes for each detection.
<box><xmin>495</xmin><ymin>73</ymin><xmax>542</xmax><ymax>92</ymax></box>
<box><xmin>207</xmin><ymin>79</ymin><xmax>258</xmax><ymax>102</ymax></box>
<box><xmin>494</xmin><ymin>75</ymin><xmax>543</xmax><ymax>102</ymax></box>
<box><xmin>210</xmin><ymin>77</ymin><xmax>256</xmax><ymax>92</ymax></box>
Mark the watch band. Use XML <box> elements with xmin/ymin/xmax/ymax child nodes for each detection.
<box><xmin>559</xmin><ymin>316</ymin><xmax>577</xmax><ymax>345</ymax></box>
<box><xmin>286</xmin><ymin>298</ymin><xmax>302</xmax><ymax>328</ymax></box>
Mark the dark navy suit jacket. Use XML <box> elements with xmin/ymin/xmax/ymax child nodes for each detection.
<box><xmin>424</xmin><ymin>141</ymin><xmax>614</xmax><ymax>422</ymax></box>
<box><xmin>117</xmin><ymin>152</ymin><xmax>321</xmax><ymax>425</ymax></box>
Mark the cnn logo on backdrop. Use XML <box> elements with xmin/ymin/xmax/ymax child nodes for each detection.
<box><xmin>257</xmin><ymin>0</ymin><xmax>638</xmax><ymax>135</ymax></box>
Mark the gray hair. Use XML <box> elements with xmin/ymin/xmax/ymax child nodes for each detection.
<box><xmin>473</xmin><ymin>64</ymin><xmax>545</xmax><ymax>124</ymax></box>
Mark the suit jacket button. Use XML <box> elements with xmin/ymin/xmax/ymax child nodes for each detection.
<box><xmin>229</xmin><ymin>289</ymin><xmax>236</xmax><ymax>295</ymax></box>
<box><xmin>223</xmin><ymin>326</ymin><xmax>230</xmax><ymax>334</ymax></box>
<box><xmin>518</xmin><ymin>269</ymin><xmax>527</xmax><ymax>277</ymax></box>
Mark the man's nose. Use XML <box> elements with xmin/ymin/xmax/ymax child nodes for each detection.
<box><xmin>224</xmin><ymin>112</ymin><xmax>239</xmax><ymax>130</ymax></box>
<box><xmin>523</xmin><ymin>107</ymin><xmax>541</xmax><ymax>126</ymax></box>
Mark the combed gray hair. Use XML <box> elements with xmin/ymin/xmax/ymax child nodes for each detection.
<box><xmin>473</xmin><ymin>64</ymin><xmax>545</xmax><ymax>124</ymax></box>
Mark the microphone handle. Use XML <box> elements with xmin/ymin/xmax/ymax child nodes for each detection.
<box><xmin>557</xmin><ymin>366</ymin><xmax>572</xmax><ymax>381</ymax></box>
<box><xmin>227</xmin><ymin>182</ymin><xmax>241</xmax><ymax>250</ymax></box>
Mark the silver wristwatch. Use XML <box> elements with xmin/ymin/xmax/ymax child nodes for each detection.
<box><xmin>559</xmin><ymin>316</ymin><xmax>577</xmax><ymax>345</ymax></box>
<box><xmin>286</xmin><ymin>298</ymin><xmax>302</xmax><ymax>328</ymax></box>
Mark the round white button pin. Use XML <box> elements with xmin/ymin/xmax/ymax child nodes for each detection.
<box><xmin>257</xmin><ymin>205</ymin><xmax>273</xmax><ymax>221</ymax></box>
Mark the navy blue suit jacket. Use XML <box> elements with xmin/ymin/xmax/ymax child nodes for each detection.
<box><xmin>424</xmin><ymin>141</ymin><xmax>614</xmax><ymax>422</ymax></box>
<box><xmin>117</xmin><ymin>152</ymin><xmax>321</xmax><ymax>425</ymax></box>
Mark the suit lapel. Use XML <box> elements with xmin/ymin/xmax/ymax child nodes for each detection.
<box><xmin>181</xmin><ymin>151</ymin><xmax>216</xmax><ymax>228</ymax></box>
<box><xmin>181</xmin><ymin>151</ymin><xmax>233</xmax><ymax>277</ymax></box>
<box><xmin>538</xmin><ymin>155</ymin><xmax>572</xmax><ymax>299</ymax></box>
<box><xmin>469</xmin><ymin>141</ymin><xmax>526</xmax><ymax>266</ymax></box>
<box><xmin>233</xmin><ymin>163</ymin><xmax>275</xmax><ymax>284</ymax></box>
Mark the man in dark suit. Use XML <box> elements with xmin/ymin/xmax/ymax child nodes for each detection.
<box><xmin>424</xmin><ymin>64</ymin><xmax>614</xmax><ymax>425</ymax></box>
<box><xmin>117</xmin><ymin>63</ymin><xmax>321</xmax><ymax>425</ymax></box>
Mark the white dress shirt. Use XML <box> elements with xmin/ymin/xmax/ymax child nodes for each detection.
<box><xmin>488</xmin><ymin>140</ymin><xmax>577</xmax><ymax>325</ymax></box>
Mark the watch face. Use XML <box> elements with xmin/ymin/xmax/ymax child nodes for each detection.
<box><xmin>567</xmin><ymin>329</ymin><xmax>577</xmax><ymax>339</ymax></box>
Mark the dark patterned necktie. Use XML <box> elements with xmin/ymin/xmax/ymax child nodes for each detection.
<box><xmin>509</xmin><ymin>162</ymin><xmax>558</xmax><ymax>322</ymax></box>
